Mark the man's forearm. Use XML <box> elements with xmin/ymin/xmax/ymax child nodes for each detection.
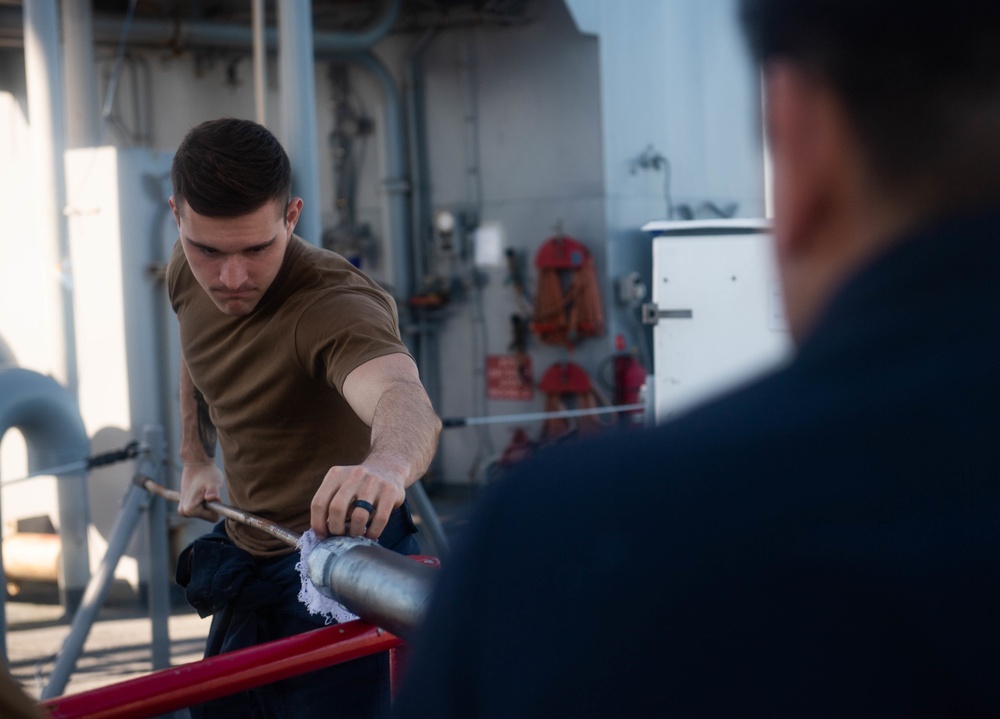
<box><xmin>366</xmin><ymin>379</ymin><xmax>441</xmax><ymax>488</ymax></box>
<box><xmin>179</xmin><ymin>356</ymin><xmax>217</xmax><ymax>463</ymax></box>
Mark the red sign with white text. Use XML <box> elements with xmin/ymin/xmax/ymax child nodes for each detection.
<box><xmin>486</xmin><ymin>355</ymin><xmax>534</xmax><ymax>400</ymax></box>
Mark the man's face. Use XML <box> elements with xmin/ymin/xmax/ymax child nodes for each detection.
<box><xmin>170</xmin><ymin>196</ymin><xmax>302</xmax><ymax>316</ymax></box>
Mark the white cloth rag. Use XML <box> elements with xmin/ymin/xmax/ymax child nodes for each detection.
<box><xmin>295</xmin><ymin>529</ymin><xmax>359</xmax><ymax>625</ymax></box>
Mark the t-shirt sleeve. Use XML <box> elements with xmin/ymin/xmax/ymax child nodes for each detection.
<box><xmin>293</xmin><ymin>286</ymin><xmax>410</xmax><ymax>393</ymax></box>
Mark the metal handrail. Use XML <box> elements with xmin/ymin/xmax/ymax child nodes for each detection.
<box><xmin>40</xmin><ymin>619</ymin><xmax>403</xmax><ymax>719</ymax></box>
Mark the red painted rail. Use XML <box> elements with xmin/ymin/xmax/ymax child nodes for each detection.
<box><xmin>40</xmin><ymin>619</ymin><xmax>402</xmax><ymax>719</ymax></box>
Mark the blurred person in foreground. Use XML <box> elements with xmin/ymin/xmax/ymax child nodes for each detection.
<box><xmin>167</xmin><ymin>118</ymin><xmax>440</xmax><ymax>718</ymax></box>
<box><xmin>393</xmin><ymin>0</ymin><xmax>1000</xmax><ymax>715</ymax></box>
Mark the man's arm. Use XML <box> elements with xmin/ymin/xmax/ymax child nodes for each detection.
<box><xmin>311</xmin><ymin>352</ymin><xmax>441</xmax><ymax>541</ymax></box>
<box><xmin>178</xmin><ymin>355</ymin><xmax>224</xmax><ymax>522</ymax></box>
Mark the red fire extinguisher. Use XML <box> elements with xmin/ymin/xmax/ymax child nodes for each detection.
<box><xmin>611</xmin><ymin>334</ymin><xmax>647</xmax><ymax>425</ymax></box>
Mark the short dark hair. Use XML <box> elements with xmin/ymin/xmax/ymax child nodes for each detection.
<box><xmin>171</xmin><ymin>118</ymin><xmax>292</xmax><ymax>218</ymax></box>
<box><xmin>740</xmin><ymin>0</ymin><xmax>1000</xmax><ymax>211</ymax></box>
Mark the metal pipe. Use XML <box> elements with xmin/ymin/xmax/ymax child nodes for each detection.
<box><xmin>142</xmin><ymin>478</ymin><xmax>436</xmax><ymax>639</ymax></box>
<box><xmin>442</xmin><ymin>402</ymin><xmax>647</xmax><ymax>428</ymax></box>
<box><xmin>278</xmin><ymin>0</ymin><xmax>321</xmax><ymax>245</ymax></box>
<box><xmin>338</xmin><ymin>51</ymin><xmax>412</xmax><ymax>299</ymax></box>
<box><xmin>22</xmin><ymin>0</ymin><xmax>79</xmax><ymax>400</ymax></box>
<box><xmin>41</xmin><ymin>429</ymin><xmax>171</xmax><ymax>698</ymax></box>
<box><xmin>40</xmin><ymin>621</ymin><xmax>401</xmax><ymax>719</ymax></box>
<box><xmin>60</xmin><ymin>0</ymin><xmax>100</xmax><ymax>147</ymax></box>
<box><xmin>0</xmin><ymin>458</ymin><xmax>89</xmax><ymax>487</ymax></box>
<box><xmin>0</xmin><ymin>1</ymin><xmax>403</xmax><ymax>53</ymax></box>
<box><xmin>405</xmin><ymin>480</ymin><xmax>450</xmax><ymax>556</ymax></box>
<box><xmin>402</xmin><ymin>31</ymin><xmax>444</xmax><ymax>503</ymax></box>
<box><xmin>459</xmin><ymin>29</ymin><xmax>483</xmax><ymax>215</ymax></box>
<box><xmin>404</xmin><ymin>29</ymin><xmax>437</xmax><ymax>296</ymax></box>
<box><xmin>251</xmin><ymin>0</ymin><xmax>267</xmax><ymax>126</ymax></box>
<box><xmin>306</xmin><ymin>536</ymin><xmax>436</xmax><ymax>641</ymax></box>
<box><xmin>138</xmin><ymin>426</ymin><xmax>171</xmax><ymax>672</ymax></box>
<box><xmin>0</xmin><ymin>367</ymin><xmax>91</xmax><ymax>659</ymax></box>
<box><xmin>41</xmin><ymin>481</ymin><xmax>148</xmax><ymax>699</ymax></box>
<box><xmin>143</xmin><ymin>479</ymin><xmax>302</xmax><ymax>547</ymax></box>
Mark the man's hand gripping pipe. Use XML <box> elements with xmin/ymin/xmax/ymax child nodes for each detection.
<box><xmin>141</xmin><ymin>477</ymin><xmax>301</xmax><ymax>547</ymax></box>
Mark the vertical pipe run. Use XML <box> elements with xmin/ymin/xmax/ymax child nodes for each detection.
<box><xmin>278</xmin><ymin>0</ymin><xmax>322</xmax><ymax>245</ymax></box>
<box><xmin>60</xmin><ymin>0</ymin><xmax>99</xmax><ymax>148</ymax></box>
<box><xmin>404</xmin><ymin>29</ymin><xmax>437</xmax><ymax>298</ymax></box>
<box><xmin>345</xmin><ymin>51</ymin><xmax>412</xmax><ymax>301</ymax></box>
<box><xmin>252</xmin><ymin>0</ymin><xmax>267</xmax><ymax>127</ymax></box>
<box><xmin>23</xmin><ymin>0</ymin><xmax>79</xmax><ymax>398</ymax></box>
<box><xmin>141</xmin><ymin>425</ymin><xmax>171</xmax><ymax>672</ymax></box>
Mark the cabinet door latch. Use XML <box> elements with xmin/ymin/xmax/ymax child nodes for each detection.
<box><xmin>641</xmin><ymin>303</ymin><xmax>693</xmax><ymax>326</ymax></box>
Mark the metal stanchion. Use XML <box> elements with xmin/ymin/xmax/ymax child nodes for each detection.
<box><xmin>138</xmin><ymin>426</ymin><xmax>170</xmax><ymax>672</ymax></box>
<box><xmin>40</xmin><ymin>481</ymin><xmax>149</xmax><ymax>699</ymax></box>
<box><xmin>40</xmin><ymin>427</ymin><xmax>170</xmax><ymax>700</ymax></box>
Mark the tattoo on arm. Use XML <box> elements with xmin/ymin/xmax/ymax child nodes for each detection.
<box><xmin>193</xmin><ymin>388</ymin><xmax>217</xmax><ymax>458</ymax></box>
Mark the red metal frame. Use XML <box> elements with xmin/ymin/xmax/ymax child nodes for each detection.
<box><xmin>40</xmin><ymin>619</ymin><xmax>402</xmax><ymax>719</ymax></box>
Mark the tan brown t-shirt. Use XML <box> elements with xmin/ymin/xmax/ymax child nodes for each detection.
<box><xmin>167</xmin><ymin>236</ymin><xmax>410</xmax><ymax>556</ymax></box>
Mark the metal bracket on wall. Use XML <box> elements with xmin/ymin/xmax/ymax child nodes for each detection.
<box><xmin>640</xmin><ymin>303</ymin><xmax>693</xmax><ymax>326</ymax></box>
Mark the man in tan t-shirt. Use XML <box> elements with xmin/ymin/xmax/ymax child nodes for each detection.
<box><xmin>166</xmin><ymin>118</ymin><xmax>441</xmax><ymax>719</ymax></box>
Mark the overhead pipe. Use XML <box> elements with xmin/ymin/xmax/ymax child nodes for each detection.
<box><xmin>0</xmin><ymin>367</ymin><xmax>91</xmax><ymax>660</ymax></box>
<box><xmin>0</xmin><ymin>1</ymin><xmax>403</xmax><ymax>53</ymax></box>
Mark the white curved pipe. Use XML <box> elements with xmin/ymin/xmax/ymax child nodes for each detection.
<box><xmin>0</xmin><ymin>367</ymin><xmax>91</xmax><ymax>657</ymax></box>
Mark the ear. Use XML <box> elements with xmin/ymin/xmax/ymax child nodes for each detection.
<box><xmin>764</xmin><ymin>62</ymin><xmax>847</xmax><ymax>261</ymax></box>
<box><xmin>169</xmin><ymin>196</ymin><xmax>181</xmax><ymax>228</ymax></box>
<box><xmin>285</xmin><ymin>197</ymin><xmax>303</xmax><ymax>233</ymax></box>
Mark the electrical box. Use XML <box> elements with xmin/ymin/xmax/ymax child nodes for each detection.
<box><xmin>642</xmin><ymin>219</ymin><xmax>792</xmax><ymax>423</ymax></box>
